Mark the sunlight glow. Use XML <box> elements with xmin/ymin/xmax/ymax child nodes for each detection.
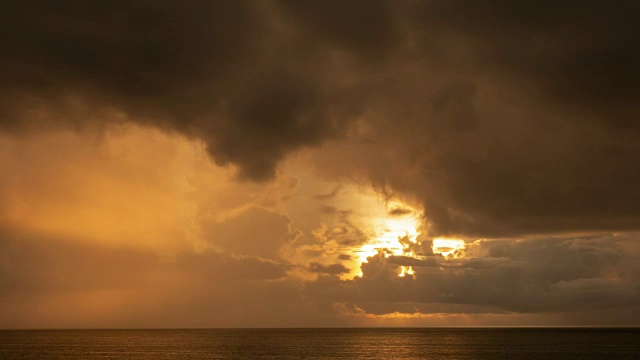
<box><xmin>432</xmin><ymin>238</ymin><xmax>465</xmax><ymax>257</ymax></box>
<box><xmin>356</xmin><ymin>201</ymin><xmax>422</xmax><ymax>277</ymax></box>
<box><xmin>398</xmin><ymin>266</ymin><xmax>415</xmax><ymax>277</ymax></box>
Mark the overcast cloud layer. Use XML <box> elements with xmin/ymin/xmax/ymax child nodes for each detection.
<box><xmin>1</xmin><ymin>1</ymin><xmax>639</xmax><ymax>327</ymax></box>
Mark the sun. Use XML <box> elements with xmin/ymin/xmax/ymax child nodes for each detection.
<box><xmin>355</xmin><ymin>200</ymin><xmax>422</xmax><ymax>277</ymax></box>
<box><xmin>432</xmin><ymin>238</ymin><xmax>465</xmax><ymax>257</ymax></box>
<box><xmin>346</xmin><ymin>196</ymin><xmax>466</xmax><ymax>277</ymax></box>
<box><xmin>357</xmin><ymin>217</ymin><xmax>419</xmax><ymax>262</ymax></box>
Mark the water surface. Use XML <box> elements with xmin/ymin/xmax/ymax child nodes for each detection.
<box><xmin>1</xmin><ymin>328</ymin><xmax>638</xmax><ymax>359</ymax></box>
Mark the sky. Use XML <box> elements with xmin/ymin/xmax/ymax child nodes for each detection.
<box><xmin>1</xmin><ymin>1</ymin><xmax>639</xmax><ymax>328</ymax></box>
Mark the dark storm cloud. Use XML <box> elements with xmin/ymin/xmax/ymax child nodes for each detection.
<box><xmin>1</xmin><ymin>1</ymin><xmax>257</xmax><ymax>126</ymax></box>
<box><xmin>2</xmin><ymin>0</ymin><xmax>639</xmax><ymax>236</ymax></box>
<box><xmin>277</xmin><ymin>0</ymin><xmax>397</xmax><ymax>61</ymax></box>
<box><xmin>413</xmin><ymin>0</ymin><xmax>639</xmax><ymax>117</ymax></box>
<box><xmin>411</xmin><ymin>0</ymin><xmax>640</xmax><ymax>236</ymax></box>
<box><xmin>0</xmin><ymin>1</ymin><xmax>371</xmax><ymax>180</ymax></box>
<box><xmin>317</xmin><ymin>0</ymin><xmax>640</xmax><ymax>237</ymax></box>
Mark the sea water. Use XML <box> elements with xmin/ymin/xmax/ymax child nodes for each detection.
<box><xmin>1</xmin><ymin>328</ymin><xmax>638</xmax><ymax>359</ymax></box>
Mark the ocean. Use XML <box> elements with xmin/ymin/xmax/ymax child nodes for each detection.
<box><xmin>0</xmin><ymin>328</ymin><xmax>638</xmax><ymax>359</ymax></box>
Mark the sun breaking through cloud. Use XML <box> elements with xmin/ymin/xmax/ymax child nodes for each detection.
<box><xmin>0</xmin><ymin>0</ymin><xmax>639</xmax><ymax>328</ymax></box>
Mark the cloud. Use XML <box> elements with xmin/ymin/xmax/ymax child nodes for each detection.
<box><xmin>309</xmin><ymin>1</ymin><xmax>640</xmax><ymax>237</ymax></box>
<box><xmin>398</xmin><ymin>1</ymin><xmax>640</xmax><ymax>237</ymax></box>
<box><xmin>176</xmin><ymin>250</ymin><xmax>290</xmax><ymax>281</ymax></box>
<box><xmin>388</xmin><ymin>208</ymin><xmax>413</xmax><ymax>217</ymax></box>
<box><xmin>0</xmin><ymin>1</ymin><xmax>368</xmax><ymax>180</ymax></box>
<box><xmin>0</xmin><ymin>126</ymin><xmax>204</xmax><ymax>253</ymax></box>
<box><xmin>204</xmin><ymin>206</ymin><xmax>300</xmax><ymax>259</ymax></box>
<box><xmin>308</xmin><ymin>262</ymin><xmax>350</xmax><ymax>275</ymax></box>
<box><xmin>0</xmin><ymin>0</ymin><xmax>639</xmax><ymax>328</ymax></box>
<box><xmin>412</xmin><ymin>0</ymin><xmax>639</xmax><ymax>116</ymax></box>
<box><xmin>0</xmin><ymin>223</ymin><xmax>300</xmax><ymax>328</ymax></box>
<box><xmin>2</xmin><ymin>219</ymin><xmax>639</xmax><ymax>327</ymax></box>
<box><xmin>312</xmin><ymin>185</ymin><xmax>344</xmax><ymax>201</ymax></box>
<box><xmin>319</xmin><ymin>205</ymin><xmax>339</xmax><ymax>215</ymax></box>
<box><xmin>3</xmin><ymin>1</ymin><xmax>638</xmax><ymax>236</ymax></box>
<box><xmin>386</xmin><ymin>255</ymin><xmax>439</xmax><ymax>268</ymax></box>
<box><xmin>277</xmin><ymin>0</ymin><xmax>397</xmax><ymax>61</ymax></box>
<box><xmin>307</xmin><ymin>233</ymin><xmax>640</xmax><ymax>320</ymax></box>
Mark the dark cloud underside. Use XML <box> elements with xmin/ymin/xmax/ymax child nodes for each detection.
<box><xmin>0</xmin><ymin>1</ymin><xmax>364</xmax><ymax>180</ymax></box>
<box><xmin>1</xmin><ymin>1</ymin><xmax>639</xmax><ymax>236</ymax></box>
